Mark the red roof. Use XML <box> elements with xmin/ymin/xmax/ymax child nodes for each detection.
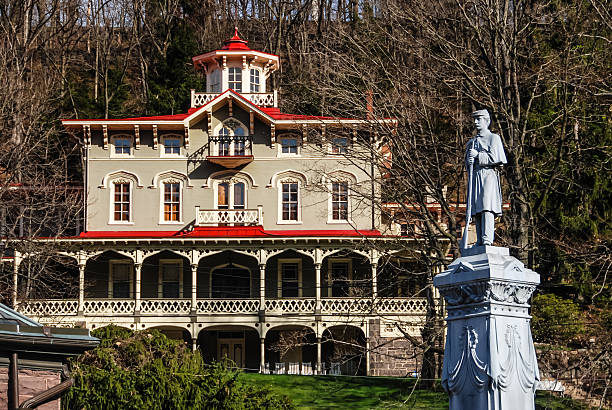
<box><xmin>221</xmin><ymin>28</ymin><xmax>251</xmax><ymax>51</ymax></box>
<box><xmin>76</xmin><ymin>226</ymin><xmax>382</xmax><ymax>239</ymax></box>
<box><xmin>62</xmin><ymin>108</ymin><xmax>199</xmax><ymax>123</ymax></box>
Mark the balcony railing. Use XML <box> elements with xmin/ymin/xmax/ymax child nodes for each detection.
<box><xmin>191</xmin><ymin>91</ymin><xmax>277</xmax><ymax>108</ymax></box>
<box><xmin>195</xmin><ymin>207</ymin><xmax>263</xmax><ymax>226</ymax></box>
<box><xmin>206</xmin><ymin>136</ymin><xmax>254</xmax><ymax>168</ymax></box>
<box><xmin>17</xmin><ymin>297</ymin><xmax>428</xmax><ymax>317</ymax></box>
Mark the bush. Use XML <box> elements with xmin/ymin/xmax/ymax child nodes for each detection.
<box><xmin>531</xmin><ymin>294</ymin><xmax>584</xmax><ymax>345</ymax></box>
<box><xmin>63</xmin><ymin>325</ymin><xmax>293</xmax><ymax>409</ymax></box>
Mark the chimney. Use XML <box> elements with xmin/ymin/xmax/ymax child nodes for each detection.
<box><xmin>366</xmin><ymin>90</ymin><xmax>373</xmax><ymax>120</ymax></box>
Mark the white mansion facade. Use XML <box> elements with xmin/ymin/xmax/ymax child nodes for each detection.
<box><xmin>13</xmin><ymin>30</ymin><xmax>433</xmax><ymax>376</ymax></box>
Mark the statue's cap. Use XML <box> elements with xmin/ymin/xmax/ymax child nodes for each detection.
<box><xmin>471</xmin><ymin>109</ymin><xmax>490</xmax><ymax>119</ymax></box>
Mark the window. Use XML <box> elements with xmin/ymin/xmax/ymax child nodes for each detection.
<box><xmin>281</xmin><ymin>262</ymin><xmax>299</xmax><ymax>297</ymax></box>
<box><xmin>217</xmin><ymin>182</ymin><xmax>245</xmax><ymax>210</ymax></box>
<box><xmin>110</xmin><ymin>261</ymin><xmax>132</xmax><ymax>298</ymax></box>
<box><xmin>281</xmin><ymin>182</ymin><xmax>299</xmax><ymax>221</ymax></box>
<box><xmin>112</xmin><ymin>136</ymin><xmax>133</xmax><ymax>157</ymax></box>
<box><xmin>218</xmin><ymin>127</ymin><xmax>231</xmax><ymax>156</ymax></box>
<box><xmin>331</xmin><ymin>137</ymin><xmax>348</xmax><ymax>154</ymax></box>
<box><xmin>163</xmin><ymin>182</ymin><xmax>181</xmax><ymax>222</ymax></box>
<box><xmin>209</xmin><ymin>69</ymin><xmax>221</xmax><ymax>93</ymax></box>
<box><xmin>113</xmin><ymin>182</ymin><xmax>131</xmax><ymax>222</ymax></box>
<box><xmin>331</xmin><ymin>182</ymin><xmax>349</xmax><ymax>221</ymax></box>
<box><xmin>280</xmin><ymin>137</ymin><xmax>298</xmax><ymax>155</ymax></box>
<box><xmin>159</xmin><ymin>260</ymin><xmax>182</xmax><ymax>298</ymax></box>
<box><xmin>229</xmin><ymin>67</ymin><xmax>242</xmax><ymax>92</ymax></box>
<box><xmin>250</xmin><ymin>68</ymin><xmax>260</xmax><ymax>92</ymax></box>
<box><xmin>234</xmin><ymin>127</ymin><xmax>246</xmax><ymax>156</ymax></box>
<box><xmin>216</xmin><ymin>180</ymin><xmax>247</xmax><ymax>225</ymax></box>
<box><xmin>163</xmin><ymin>137</ymin><xmax>181</xmax><ymax>156</ymax></box>
<box><xmin>278</xmin><ymin>260</ymin><xmax>301</xmax><ymax>297</ymax></box>
<box><xmin>329</xmin><ymin>260</ymin><xmax>351</xmax><ymax>297</ymax></box>
<box><xmin>400</xmin><ymin>223</ymin><xmax>408</xmax><ymax>236</ymax></box>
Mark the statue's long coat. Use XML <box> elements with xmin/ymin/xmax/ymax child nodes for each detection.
<box><xmin>465</xmin><ymin>131</ymin><xmax>507</xmax><ymax>216</ymax></box>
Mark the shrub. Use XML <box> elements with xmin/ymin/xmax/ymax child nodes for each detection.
<box><xmin>63</xmin><ymin>325</ymin><xmax>293</xmax><ymax>409</ymax></box>
<box><xmin>531</xmin><ymin>293</ymin><xmax>584</xmax><ymax>345</ymax></box>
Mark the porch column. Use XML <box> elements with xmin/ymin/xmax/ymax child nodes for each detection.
<box><xmin>259</xmin><ymin>264</ymin><xmax>266</xmax><ymax>311</ymax></box>
<box><xmin>192</xmin><ymin>338</ymin><xmax>197</xmax><ymax>352</ymax></box>
<box><xmin>371</xmin><ymin>263</ymin><xmax>378</xmax><ymax>299</ymax></box>
<box><xmin>316</xmin><ymin>337</ymin><xmax>322</xmax><ymax>375</ymax></box>
<box><xmin>12</xmin><ymin>251</ymin><xmax>20</xmax><ymax>308</ymax></box>
<box><xmin>191</xmin><ymin>264</ymin><xmax>198</xmax><ymax>314</ymax></box>
<box><xmin>365</xmin><ymin>337</ymin><xmax>371</xmax><ymax>376</ymax></box>
<box><xmin>315</xmin><ymin>263</ymin><xmax>322</xmax><ymax>313</ymax></box>
<box><xmin>134</xmin><ymin>263</ymin><xmax>142</xmax><ymax>313</ymax></box>
<box><xmin>78</xmin><ymin>262</ymin><xmax>86</xmax><ymax>315</ymax></box>
<box><xmin>259</xmin><ymin>338</ymin><xmax>265</xmax><ymax>373</ymax></box>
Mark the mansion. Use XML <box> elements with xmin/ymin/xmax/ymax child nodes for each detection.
<box><xmin>12</xmin><ymin>30</ymin><xmax>439</xmax><ymax>377</ymax></box>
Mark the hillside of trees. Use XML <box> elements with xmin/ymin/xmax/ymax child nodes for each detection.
<box><xmin>0</xmin><ymin>0</ymin><xmax>610</xmax><ymax>402</ymax></box>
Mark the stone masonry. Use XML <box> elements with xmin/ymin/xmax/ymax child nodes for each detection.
<box><xmin>0</xmin><ymin>368</ymin><xmax>61</xmax><ymax>410</ymax></box>
<box><xmin>369</xmin><ymin>319</ymin><xmax>420</xmax><ymax>377</ymax></box>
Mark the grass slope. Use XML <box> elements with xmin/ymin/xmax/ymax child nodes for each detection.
<box><xmin>240</xmin><ymin>374</ymin><xmax>591</xmax><ymax>409</ymax></box>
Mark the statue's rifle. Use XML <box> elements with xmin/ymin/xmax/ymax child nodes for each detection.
<box><xmin>461</xmin><ymin>139</ymin><xmax>475</xmax><ymax>251</ymax></box>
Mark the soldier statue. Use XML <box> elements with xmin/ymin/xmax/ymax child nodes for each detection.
<box><xmin>464</xmin><ymin>109</ymin><xmax>507</xmax><ymax>247</ymax></box>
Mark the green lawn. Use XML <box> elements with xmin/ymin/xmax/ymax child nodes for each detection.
<box><xmin>239</xmin><ymin>374</ymin><xmax>591</xmax><ymax>409</ymax></box>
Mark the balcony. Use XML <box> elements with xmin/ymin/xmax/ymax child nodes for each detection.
<box><xmin>191</xmin><ymin>91</ymin><xmax>277</xmax><ymax>108</ymax></box>
<box><xmin>195</xmin><ymin>207</ymin><xmax>263</xmax><ymax>226</ymax></box>
<box><xmin>206</xmin><ymin>136</ymin><xmax>254</xmax><ymax>168</ymax></box>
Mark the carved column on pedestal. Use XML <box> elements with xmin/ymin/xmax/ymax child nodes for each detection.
<box><xmin>433</xmin><ymin>246</ymin><xmax>540</xmax><ymax>410</ymax></box>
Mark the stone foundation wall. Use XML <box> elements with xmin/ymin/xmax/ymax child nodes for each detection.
<box><xmin>0</xmin><ymin>368</ymin><xmax>61</xmax><ymax>410</ymax></box>
<box><xmin>368</xmin><ymin>319</ymin><xmax>421</xmax><ymax>377</ymax></box>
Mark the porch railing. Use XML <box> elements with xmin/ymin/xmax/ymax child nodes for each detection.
<box><xmin>265</xmin><ymin>298</ymin><xmax>316</xmax><ymax>313</ymax></box>
<box><xmin>191</xmin><ymin>91</ymin><xmax>277</xmax><ymax>108</ymax></box>
<box><xmin>195</xmin><ymin>206</ymin><xmax>263</xmax><ymax>226</ymax></box>
<box><xmin>196</xmin><ymin>298</ymin><xmax>260</xmax><ymax>314</ymax></box>
<box><xmin>140</xmin><ymin>299</ymin><xmax>191</xmax><ymax>314</ymax></box>
<box><xmin>16</xmin><ymin>297</ymin><xmax>429</xmax><ymax>317</ymax></box>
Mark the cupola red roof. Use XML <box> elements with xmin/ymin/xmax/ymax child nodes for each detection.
<box><xmin>221</xmin><ymin>27</ymin><xmax>251</xmax><ymax>51</ymax></box>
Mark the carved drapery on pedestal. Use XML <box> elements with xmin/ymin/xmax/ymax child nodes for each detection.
<box><xmin>434</xmin><ymin>246</ymin><xmax>540</xmax><ymax>410</ymax></box>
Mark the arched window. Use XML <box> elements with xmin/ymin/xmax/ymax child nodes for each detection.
<box><xmin>228</xmin><ymin>67</ymin><xmax>242</xmax><ymax>92</ymax></box>
<box><xmin>109</xmin><ymin>178</ymin><xmax>133</xmax><ymax>224</ymax></box>
<box><xmin>213</xmin><ymin>120</ymin><xmax>250</xmax><ymax>156</ymax></box>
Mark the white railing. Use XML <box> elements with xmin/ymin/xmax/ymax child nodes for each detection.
<box><xmin>140</xmin><ymin>299</ymin><xmax>191</xmax><ymax>314</ymax></box>
<box><xmin>191</xmin><ymin>91</ymin><xmax>277</xmax><ymax>108</ymax></box>
<box><xmin>197</xmin><ymin>298</ymin><xmax>260</xmax><ymax>314</ymax></box>
<box><xmin>320</xmin><ymin>298</ymin><xmax>372</xmax><ymax>314</ymax></box>
<box><xmin>18</xmin><ymin>299</ymin><xmax>78</xmax><ymax>316</ymax></box>
<box><xmin>195</xmin><ymin>206</ymin><xmax>263</xmax><ymax>226</ymax></box>
<box><xmin>376</xmin><ymin>297</ymin><xmax>428</xmax><ymax>314</ymax></box>
<box><xmin>83</xmin><ymin>299</ymin><xmax>135</xmax><ymax>315</ymax></box>
<box><xmin>16</xmin><ymin>297</ymin><xmax>430</xmax><ymax>317</ymax></box>
<box><xmin>265</xmin><ymin>298</ymin><xmax>316</xmax><ymax>314</ymax></box>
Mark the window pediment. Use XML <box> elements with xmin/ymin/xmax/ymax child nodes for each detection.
<box><xmin>100</xmin><ymin>170</ymin><xmax>143</xmax><ymax>189</ymax></box>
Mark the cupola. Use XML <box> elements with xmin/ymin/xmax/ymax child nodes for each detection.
<box><xmin>192</xmin><ymin>28</ymin><xmax>280</xmax><ymax>95</ymax></box>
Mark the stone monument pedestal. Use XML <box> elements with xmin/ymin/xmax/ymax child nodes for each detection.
<box><xmin>433</xmin><ymin>246</ymin><xmax>540</xmax><ymax>409</ymax></box>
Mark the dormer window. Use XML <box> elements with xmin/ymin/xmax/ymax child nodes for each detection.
<box><xmin>229</xmin><ymin>67</ymin><xmax>242</xmax><ymax>92</ymax></box>
<box><xmin>250</xmin><ymin>68</ymin><xmax>260</xmax><ymax>92</ymax></box>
